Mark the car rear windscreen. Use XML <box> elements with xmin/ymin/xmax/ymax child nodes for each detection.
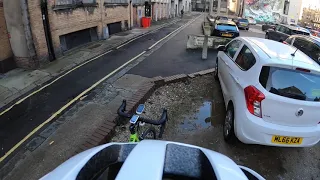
<box><xmin>239</xmin><ymin>19</ymin><xmax>249</xmax><ymax>23</ymax></box>
<box><xmin>259</xmin><ymin>66</ymin><xmax>320</xmax><ymax>101</ymax></box>
<box><xmin>291</xmin><ymin>30</ymin><xmax>310</xmax><ymax>36</ymax></box>
<box><xmin>220</xmin><ymin>17</ymin><xmax>228</xmax><ymax>20</ymax></box>
<box><xmin>217</xmin><ymin>24</ymin><xmax>237</xmax><ymax>31</ymax></box>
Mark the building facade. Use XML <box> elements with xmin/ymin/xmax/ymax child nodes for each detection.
<box><xmin>300</xmin><ymin>8</ymin><xmax>320</xmax><ymax>30</ymax></box>
<box><xmin>0</xmin><ymin>0</ymin><xmax>187</xmax><ymax>73</ymax></box>
<box><xmin>244</xmin><ymin>0</ymin><xmax>302</xmax><ymax>24</ymax></box>
<box><xmin>0</xmin><ymin>0</ymin><xmax>14</xmax><ymax>73</ymax></box>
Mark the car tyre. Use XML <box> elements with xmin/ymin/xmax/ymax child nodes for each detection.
<box><xmin>214</xmin><ymin>59</ymin><xmax>219</xmax><ymax>80</ymax></box>
<box><xmin>246</xmin><ymin>28</ymin><xmax>249</xmax><ymax>31</ymax></box>
<box><xmin>223</xmin><ymin>105</ymin><xmax>237</xmax><ymax>142</ymax></box>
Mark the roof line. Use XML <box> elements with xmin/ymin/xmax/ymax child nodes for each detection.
<box><xmin>244</xmin><ymin>38</ymin><xmax>271</xmax><ymax>59</ymax></box>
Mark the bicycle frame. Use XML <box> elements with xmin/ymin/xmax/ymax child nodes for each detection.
<box><xmin>129</xmin><ymin>133</ymin><xmax>140</xmax><ymax>142</ymax></box>
<box><xmin>129</xmin><ymin>123</ymin><xmax>140</xmax><ymax>142</ymax></box>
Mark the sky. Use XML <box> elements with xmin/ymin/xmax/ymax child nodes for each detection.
<box><xmin>302</xmin><ymin>0</ymin><xmax>320</xmax><ymax>9</ymax></box>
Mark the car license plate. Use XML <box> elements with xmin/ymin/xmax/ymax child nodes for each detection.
<box><xmin>222</xmin><ymin>33</ymin><xmax>232</xmax><ymax>37</ymax></box>
<box><xmin>271</xmin><ymin>135</ymin><xmax>303</xmax><ymax>145</ymax></box>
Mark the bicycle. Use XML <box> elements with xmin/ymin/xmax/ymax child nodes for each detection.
<box><xmin>117</xmin><ymin>100</ymin><xmax>168</xmax><ymax>142</ymax></box>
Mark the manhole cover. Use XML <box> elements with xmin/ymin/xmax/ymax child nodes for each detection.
<box><xmin>88</xmin><ymin>44</ymin><xmax>102</xmax><ymax>49</ymax></box>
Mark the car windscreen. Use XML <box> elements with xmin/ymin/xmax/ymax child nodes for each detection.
<box><xmin>219</xmin><ymin>17</ymin><xmax>228</xmax><ymax>20</ymax></box>
<box><xmin>259</xmin><ymin>66</ymin><xmax>320</xmax><ymax>101</ymax></box>
<box><xmin>291</xmin><ymin>30</ymin><xmax>310</xmax><ymax>36</ymax></box>
<box><xmin>217</xmin><ymin>24</ymin><xmax>237</xmax><ymax>31</ymax></box>
<box><xmin>239</xmin><ymin>19</ymin><xmax>249</xmax><ymax>23</ymax></box>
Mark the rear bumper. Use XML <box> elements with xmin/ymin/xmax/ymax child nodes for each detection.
<box><xmin>236</xmin><ymin>110</ymin><xmax>320</xmax><ymax>147</ymax></box>
<box><xmin>211</xmin><ymin>30</ymin><xmax>239</xmax><ymax>38</ymax></box>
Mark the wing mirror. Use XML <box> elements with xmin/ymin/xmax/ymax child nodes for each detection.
<box><xmin>217</xmin><ymin>45</ymin><xmax>226</xmax><ymax>51</ymax></box>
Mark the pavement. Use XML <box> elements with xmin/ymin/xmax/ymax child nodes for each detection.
<box><xmin>1</xmin><ymin>13</ymin><xmax>272</xmax><ymax>180</ymax></box>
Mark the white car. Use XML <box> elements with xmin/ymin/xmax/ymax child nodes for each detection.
<box><xmin>42</xmin><ymin>140</ymin><xmax>265</xmax><ymax>180</ymax></box>
<box><xmin>246</xmin><ymin>17</ymin><xmax>257</xmax><ymax>25</ymax></box>
<box><xmin>215</xmin><ymin>37</ymin><xmax>320</xmax><ymax>147</ymax></box>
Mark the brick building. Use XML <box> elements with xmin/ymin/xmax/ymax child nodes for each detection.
<box><xmin>300</xmin><ymin>8</ymin><xmax>320</xmax><ymax>30</ymax></box>
<box><xmin>0</xmin><ymin>0</ymin><xmax>14</xmax><ymax>73</ymax></box>
<box><xmin>0</xmin><ymin>0</ymin><xmax>183</xmax><ymax>73</ymax></box>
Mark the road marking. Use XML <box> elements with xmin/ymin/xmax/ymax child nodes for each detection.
<box><xmin>0</xmin><ymin>50</ymin><xmax>113</xmax><ymax>117</ymax></box>
<box><xmin>148</xmin><ymin>15</ymin><xmax>202</xmax><ymax>50</ymax></box>
<box><xmin>0</xmin><ymin>51</ymin><xmax>146</xmax><ymax>163</ymax></box>
<box><xmin>0</xmin><ymin>19</ymin><xmax>181</xmax><ymax>117</ymax></box>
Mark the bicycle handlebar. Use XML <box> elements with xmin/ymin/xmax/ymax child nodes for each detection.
<box><xmin>117</xmin><ymin>100</ymin><xmax>168</xmax><ymax>138</ymax></box>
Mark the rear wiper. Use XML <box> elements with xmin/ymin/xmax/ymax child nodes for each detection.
<box><xmin>270</xmin><ymin>87</ymin><xmax>307</xmax><ymax>100</ymax></box>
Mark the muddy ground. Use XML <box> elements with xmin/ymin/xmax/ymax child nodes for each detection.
<box><xmin>111</xmin><ymin>74</ymin><xmax>320</xmax><ymax>180</ymax></box>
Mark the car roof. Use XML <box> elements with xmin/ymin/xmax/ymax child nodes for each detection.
<box><xmin>240</xmin><ymin>37</ymin><xmax>320</xmax><ymax>72</ymax></box>
<box><xmin>280</xmin><ymin>24</ymin><xmax>310</xmax><ymax>33</ymax></box>
<box><xmin>216</xmin><ymin>20</ymin><xmax>236</xmax><ymax>25</ymax></box>
<box><xmin>289</xmin><ymin>35</ymin><xmax>320</xmax><ymax>45</ymax></box>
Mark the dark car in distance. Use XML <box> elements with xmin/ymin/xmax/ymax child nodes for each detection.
<box><xmin>233</xmin><ymin>18</ymin><xmax>249</xmax><ymax>30</ymax></box>
<box><xmin>284</xmin><ymin>35</ymin><xmax>320</xmax><ymax>64</ymax></box>
<box><xmin>262</xmin><ymin>22</ymin><xmax>277</xmax><ymax>31</ymax></box>
<box><xmin>215</xmin><ymin>16</ymin><xmax>229</xmax><ymax>21</ymax></box>
<box><xmin>211</xmin><ymin>20</ymin><xmax>239</xmax><ymax>38</ymax></box>
<box><xmin>265</xmin><ymin>24</ymin><xmax>310</xmax><ymax>42</ymax></box>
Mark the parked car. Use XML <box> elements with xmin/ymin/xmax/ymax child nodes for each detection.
<box><xmin>310</xmin><ymin>30</ymin><xmax>320</xmax><ymax>37</ymax></box>
<box><xmin>261</xmin><ymin>22</ymin><xmax>277</xmax><ymax>31</ymax></box>
<box><xmin>208</xmin><ymin>15</ymin><xmax>229</xmax><ymax>26</ymax></box>
<box><xmin>215</xmin><ymin>37</ymin><xmax>320</xmax><ymax>147</ymax></box>
<box><xmin>215</xmin><ymin>16</ymin><xmax>229</xmax><ymax>21</ymax></box>
<box><xmin>265</xmin><ymin>24</ymin><xmax>310</xmax><ymax>42</ymax></box>
<box><xmin>211</xmin><ymin>20</ymin><xmax>239</xmax><ymax>38</ymax></box>
<box><xmin>234</xmin><ymin>18</ymin><xmax>250</xmax><ymax>30</ymax></box>
<box><xmin>283</xmin><ymin>35</ymin><xmax>320</xmax><ymax>64</ymax></box>
<box><xmin>246</xmin><ymin>16</ymin><xmax>256</xmax><ymax>25</ymax></box>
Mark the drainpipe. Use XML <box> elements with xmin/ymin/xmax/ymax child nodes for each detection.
<box><xmin>40</xmin><ymin>0</ymin><xmax>56</xmax><ymax>61</ymax></box>
<box><xmin>129</xmin><ymin>0</ymin><xmax>132</xmax><ymax>30</ymax></box>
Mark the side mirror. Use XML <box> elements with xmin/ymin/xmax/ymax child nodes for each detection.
<box><xmin>217</xmin><ymin>45</ymin><xmax>226</xmax><ymax>51</ymax></box>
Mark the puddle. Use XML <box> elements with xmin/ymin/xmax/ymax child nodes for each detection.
<box><xmin>179</xmin><ymin>100</ymin><xmax>226</xmax><ymax>131</ymax></box>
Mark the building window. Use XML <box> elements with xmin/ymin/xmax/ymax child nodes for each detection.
<box><xmin>104</xmin><ymin>0</ymin><xmax>128</xmax><ymax>4</ymax></box>
<box><xmin>55</xmin><ymin>0</ymin><xmax>96</xmax><ymax>5</ymax></box>
<box><xmin>283</xmin><ymin>0</ymin><xmax>290</xmax><ymax>15</ymax></box>
<box><xmin>132</xmin><ymin>0</ymin><xmax>144</xmax><ymax>5</ymax></box>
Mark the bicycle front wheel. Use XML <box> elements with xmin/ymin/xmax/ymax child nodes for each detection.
<box><xmin>141</xmin><ymin>127</ymin><xmax>156</xmax><ymax>140</ymax></box>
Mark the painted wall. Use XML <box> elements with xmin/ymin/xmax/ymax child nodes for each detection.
<box><xmin>244</xmin><ymin>0</ymin><xmax>302</xmax><ymax>24</ymax></box>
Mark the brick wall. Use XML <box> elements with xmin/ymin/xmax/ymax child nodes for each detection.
<box><xmin>0</xmin><ymin>3</ymin><xmax>13</xmax><ymax>62</ymax></box>
<box><xmin>104</xmin><ymin>6</ymin><xmax>129</xmax><ymax>25</ymax></box>
<box><xmin>27</xmin><ymin>1</ymin><xmax>130</xmax><ymax>62</ymax></box>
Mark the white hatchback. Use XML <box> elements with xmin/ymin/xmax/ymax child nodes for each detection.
<box><xmin>215</xmin><ymin>37</ymin><xmax>320</xmax><ymax>147</ymax></box>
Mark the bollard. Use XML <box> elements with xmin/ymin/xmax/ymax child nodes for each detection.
<box><xmin>202</xmin><ymin>35</ymin><xmax>208</xmax><ymax>60</ymax></box>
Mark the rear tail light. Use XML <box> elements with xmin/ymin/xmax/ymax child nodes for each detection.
<box><xmin>283</xmin><ymin>41</ymin><xmax>288</xmax><ymax>45</ymax></box>
<box><xmin>244</xmin><ymin>86</ymin><xmax>265</xmax><ymax>118</ymax></box>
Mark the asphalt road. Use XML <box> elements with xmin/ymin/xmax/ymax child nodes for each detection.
<box><xmin>0</xmin><ymin>14</ymin><xmax>199</xmax><ymax>161</ymax></box>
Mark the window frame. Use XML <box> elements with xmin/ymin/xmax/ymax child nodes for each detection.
<box><xmin>234</xmin><ymin>44</ymin><xmax>257</xmax><ymax>71</ymax></box>
<box><xmin>225</xmin><ymin>39</ymin><xmax>243</xmax><ymax>60</ymax></box>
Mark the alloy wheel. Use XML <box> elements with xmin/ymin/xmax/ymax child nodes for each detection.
<box><xmin>224</xmin><ymin>110</ymin><xmax>233</xmax><ymax>137</ymax></box>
